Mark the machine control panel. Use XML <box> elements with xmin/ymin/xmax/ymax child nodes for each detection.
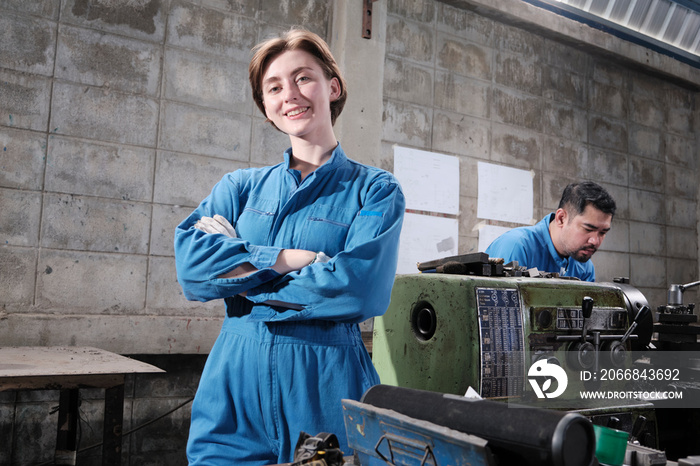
<box><xmin>532</xmin><ymin>307</ymin><xmax>628</xmax><ymax>332</ymax></box>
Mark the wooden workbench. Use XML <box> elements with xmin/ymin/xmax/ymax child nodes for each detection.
<box><xmin>0</xmin><ymin>346</ymin><xmax>164</xmax><ymax>466</ymax></box>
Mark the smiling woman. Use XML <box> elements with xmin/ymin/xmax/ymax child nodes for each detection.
<box><xmin>173</xmin><ymin>29</ymin><xmax>405</xmax><ymax>465</ymax></box>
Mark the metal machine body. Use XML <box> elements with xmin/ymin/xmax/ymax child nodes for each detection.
<box><xmin>372</xmin><ymin>270</ymin><xmax>661</xmax><ymax>450</ymax></box>
<box><xmin>373</xmin><ymin>273</ymin><xmax>650</xmax><ymax>399</ymax></box>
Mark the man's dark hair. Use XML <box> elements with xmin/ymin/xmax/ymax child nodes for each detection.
<box><xmin>558</xmin><ymin>181</ymin><xmax>616</xmax><ymax>217</ymax></box>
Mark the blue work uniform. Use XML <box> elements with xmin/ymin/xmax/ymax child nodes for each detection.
<box><xmin>174</xmin><ymin>144</ymin><xmax>405</xmax><ymax>465</ymax></box>
<box><xmin>485</xmin><ymin>213</ymin><xmax>595</xmax><ymax>281</ymax></box>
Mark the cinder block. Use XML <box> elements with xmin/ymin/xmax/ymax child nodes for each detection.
<box><xmin>601</xmin><ymin>218</ymin><xmax>629</xmax><ymax>253</ymax></box>
<box><xmin>666</xmin><ymin>164</ymin><xmax>696</xmax><ymax>199</ymax></box>
<box><xmin>629</xmin><ymin>157</ymin><xmax>665</xmax><ymax>194</ymax></box>
<box><xmin>153</xmin><ymin>151</ymin><xmax>248</xmax><ymax>207</ymax></box>
<box><xmin>1</xmin><ymin>0</ymin><xmax>59</xmax><ymax>19</ymax></box>
<box><xmin>0</xmin><ymin>247</ymin><xmax>37</xmax><ymax>305</ymax></box>
<box><xmin>37</xmin><ymin>249</ymin><xmax>147</xmax><ymax>311</ymax></box>
<box><xmin>60</xmin><ymin>0</ymin><xmax>167</xmax><ymax>42</ymax></box>
<box><xmin>665</xmin><ymin>133</ymin><xmax>696</xmax><ymax>169</ymax></box>
<box><xmin>0</xmin><ymin>126</ymin><xmax>47</xmax><ymax>190</ymax></box>
<box><xmin>382</xmin><ymin>99</ymin><xmax>432</xmax><ymax>149</ymax></box>
<box><xmin>166</xmin><ymin>2</ymin><xmax>257</xmax><ymax>61</ymax></box>
<box><xmin>628</xmin><ymin>189</ymin><xmax>663</xmax><ymax>223</ymax></box>
<box><xmin>432</xmin><ymin>110</ymin><xmax>489</xmax><ymax>158</ymax></box>
<box><xmin>437</xmin><ymin>2</ymin><xmax>493</xmax><ymax>46</ymax></box>
<box><xmin>600</xmin><ymin>182</ymin><xmax>628</xmax><ymax>220</ymax></box>
<box><xmin>163</xmin><ymin>47</ymin><xmax>251</xmax><ymax>111</ymax></box>
<box><xmin>435</xmin><ymin>70</ymin><xmax>490</xmax><ymax>118</ymax></box>
<box><xmin>40</xmin><ymin>194</ymin><xmax>151</xmax><ymax>254</ymax></box>
<box><xmin>0</xmin><ymin>69</ymin><xmax>52</xmax><ymax>131</ymax></box>
<box><xmin>436</xmin><ymin>33</ymin><xmax>492</xmax><ymax>80</ymax></box>
<box><xmin>630</xmin><ymin>254</ymin><xmax>667</xmax><ymax>288</ymax></box>
<box><xmin>666</xmin><ymin>226</ymin><xmax>698</xmax><ymax>259</ymax></box>
<box><xmin>495</xmin><ymin>51</ymin><xmax>542</xmax><ymax>96</ymax></box>
<box><xmin>629</xmin><ymin>124</ymin><xmax>663</xmax><ymax>160</ymax></box>
<box><xmin>588</xmin><ymin>81</ymin><xmax>627</xmax><ymax>119</ymax></box>
<box><xmin>1</xmin><ymin>189</ymin><xmax>41</xmax><ymax>247</ymax></box>
<box><xmin>542</xmin><ymin>65</ymin><xmax>586</xmax><ymax>107</ymax></box>
<box><xmin>492</xmin><ymin>87</ymin><xmax>543</xmax><ymax>131</ymax></box>
<box><xmin>666</xmin><ymin>87</ymin><xmax>694</xmax><ymax>134</ymax></box>
<box><xmin>50</xmin><ymin>82</ymin><xmax>159</xmax><ymax>146</ymax></box>
<box><xmin>588</xmin><ymin>115</ymin><xmax>628</xmax><ymax>152</ymax></box>
<box><xmin>386</xmin><ymin>15</ymin><xmax>434</xmax><ymax>65</ymax></box>
<box><xmin>250</xmin><ymin>118</ymin><xmax>293</xmax><ymax>167</ymax></box>
<box><xmin>0</xmin><ymin>12</ymin><xmax>56</xmax><ymax>76</ymax></box>
<box><xmin>55</xmin><ymin>24</ymin><xmax>162</xmax><ymax>96</ymax></box>
<box><xmin>542</xmin><ymin>173</ymin><xmax>577</xmax><ymax>211</ymax></box>
<box><xmin>384</xmin><ymin>57</ymin><xmax>434</xmax><ymax>107</ymax></box>
<box><xmin>158</xmin><ymin>101</ymin><xmax>250</xmax><ymax>160</ymax></box>
<box><xmin>258</xmin><ymin>0</ymin><xmax>329</xmax><ymax>36</ymax></box>
<box><xmin>666</xmin><ymin>197</ymin><xmax>697</xmax><ymax>229</ymax></box>
<box><xmin>629</xmin><ymin>221</ymin><xmax>665</xmax><ymax>255</ymax></box>
<box><xmin>150</xmin><ymin>204</ymin><xmax>194</xmax><ymax>257</ymax></box>
<box><xmin>630</xmin><ymin>79</ymin><xmax>666</xmax><ymax>128</ymax></box>
<box><xmin>587</xmin><ymin>148</ymin><xmax>627</xmax><ymax>185</ymax></box>
<box><xmin>543</xmin><ymin>39</ymin><xmax>590</xmax><ymax>74</ymax></box>
<box><xmin>45</xmin><ymin>136</ymin><xmax>154</xmax><ymax>201</ymax></box>
<box><xmin>495</xmin><ymin>22</ymin><xmax>543</xmax><ymax>57</ymax></box>
<box><xmin>593</xmin><ymin>251</ymin><xmax>629</xmax><ymax>283</ymax></box>
<box><xmin>542</xmin><ymin>100</ymin><xmax>587</xmax><ymax>141</ymax></box>
<box><xmin>389</xmin><ymin>0</ymin><xmax>436</xmax><ymax>22</ymax></box>
<box><xmin>491</xmin><ymin>123</ymin><xmax>541</xmax><ymax>170</ymax></box>
<box><xmin>146</xmin><ymin>256</ymin><xmax>221</xmax><ymax>315</ymax></box>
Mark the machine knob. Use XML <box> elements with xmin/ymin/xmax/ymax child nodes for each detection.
<box><xmin>602</xmin><ymin>340</ymin><xmax>627</xmax><ymax>367</ymax></box>
<box><xmin>567</xmin><ymin>341</ymin><xmax>595</xmax><ymax>371</ymax></box>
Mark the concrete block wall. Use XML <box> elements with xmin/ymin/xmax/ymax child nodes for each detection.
<box><xmin>382</xmin><ymin>0</ymin><xmax>700</xmax><ymax>308</ymax></box>
<box><xmin>0</xmin><ymin>0</ymin><xmax>332</xmax><ymax>352</ymax></box>
<box><xmin>1</xmin><ymin>1</ymin><xmax>332</xmax><ymax>464</ymax></box>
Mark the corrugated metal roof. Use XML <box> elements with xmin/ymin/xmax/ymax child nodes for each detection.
<box><xmin>550</xmin><ymin>0</ymin><xmax>700</xmax><ymax>57</ymax></box>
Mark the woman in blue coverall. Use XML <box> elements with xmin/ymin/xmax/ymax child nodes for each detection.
<box><xmin>174</xmin><ymin>29</ymin><xmax>405</xmax><ymax>464</ymax></box>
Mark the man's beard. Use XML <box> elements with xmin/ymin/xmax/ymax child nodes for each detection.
<box><xmin>571</xmin><ymin>247</ymin><xmax>596</xmax><ymax>262</ymax></box>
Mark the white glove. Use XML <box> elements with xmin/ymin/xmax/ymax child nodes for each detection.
<box><xmin>194</xmin><ymin>214</ymin><xmax>237</xmax><ymax>238</ymax></box>
<box><xmin>309</xmin><ymin>251</ymin><xmax>331</xmax><ymax>265</ymax></box>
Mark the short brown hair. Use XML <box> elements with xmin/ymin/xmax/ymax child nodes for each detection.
<box><xmin>248</xmin><ymin>29</ymin><xmax>347</xmax><ymax>127</ymax></box>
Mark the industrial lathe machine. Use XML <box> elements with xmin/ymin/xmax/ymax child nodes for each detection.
<box><xmin>345</xmin><ymin>253</ymin><xmax>700</xmax><ymax>466</ymax></box>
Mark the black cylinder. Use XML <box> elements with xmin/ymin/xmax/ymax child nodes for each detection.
<box><xmin>361</xmin><ymin>385</ymin><xmax>595</xmax><ymax>466</ymax></box>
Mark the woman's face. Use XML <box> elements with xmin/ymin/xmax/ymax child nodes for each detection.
<box><xmin>261</xmin><ymin>49</ymin><xmax>340</xmax><ymax>142</ymax></box>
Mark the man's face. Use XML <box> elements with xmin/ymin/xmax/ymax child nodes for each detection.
<box><xmin>556</xmin><ymin>204</ymin><xmax>613</xmax><ymax>262</ymax></box>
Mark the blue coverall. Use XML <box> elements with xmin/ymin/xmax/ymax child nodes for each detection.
<box><xmin>174</xmin><ymin>144</ymin><xmax>405</xmax><ymax>465</ymax></box>
<box><xmin>485</xmin><ymin>213</ymin><xmax>595</xmax><ymax>281</ymax></box>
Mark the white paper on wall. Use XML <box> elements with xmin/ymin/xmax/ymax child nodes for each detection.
<box><xmin>477</xmin><ymin>162</ymin><xmax>534</xmax><ymax>224</ymax></box>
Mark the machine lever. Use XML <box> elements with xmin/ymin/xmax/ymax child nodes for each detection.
<box><xmin>620</xmin><ymin>306</ymin><xmax>650</xmax><ymax>344</ymax></box>
<box><xmin>580</xmin><ymin>296</ymin><xmax>594</xmax><ymax>342</ymax></box>
<box><xmin>630</xmin><ymin>415</ymin><xmax>647</xmax><ymax>445</ymax></box>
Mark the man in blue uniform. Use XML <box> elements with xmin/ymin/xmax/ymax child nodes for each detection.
<box><xmin>485</xmin><ymin>181</ymin><xmax>615</xmax><ymax>282</ymax></box>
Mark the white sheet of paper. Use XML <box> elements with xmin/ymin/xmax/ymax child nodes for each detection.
<box><xmin>394</xmin><ymin>146</ymin><xmax>459</xmax><ymax>215</ymax></box>
<box><xmin>477</xmin><ymin>162</ymin><xmax>533</xmax><ymax>224</ymax></box>
<box><xmin>478</xmin><ymin>224</ymin><xmax>512</xmax><ymax>252</ymax></box>
<box><xmin>396</xmin><ymin>212</ymin><xmax>459</xmax><ymax>275</ymax></box>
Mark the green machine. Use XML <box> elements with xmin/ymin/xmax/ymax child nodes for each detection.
<box><xmin>372</xmin><ymin>254</ymin><xmax>660</xmax><ymax>447</ymax></box>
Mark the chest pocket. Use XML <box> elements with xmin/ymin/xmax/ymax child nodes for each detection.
<box><xmin>236</xmin><ymin>196</ymin><xmax>278</xmax><ymax>245</ymax></box>
<box><xmin>299</xmin><ymin>204</ymin><xmax>354</xmax><ymax>256</ymax></box>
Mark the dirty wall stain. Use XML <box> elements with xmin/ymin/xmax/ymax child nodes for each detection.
<box><xmin>71</xmin><ymin>0</ymin><xmax>160</xmax><ymax>34</ymax></box>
